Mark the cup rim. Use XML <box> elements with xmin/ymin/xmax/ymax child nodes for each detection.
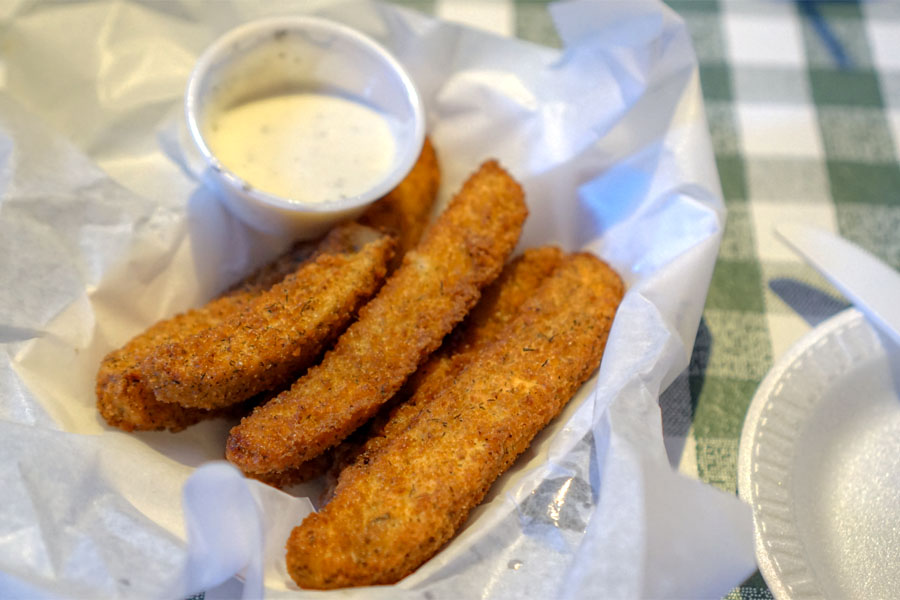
<box><xmin>184</xmin><ymin>15</ymin><xmax>425</xmax><ymax>215</ymax></box>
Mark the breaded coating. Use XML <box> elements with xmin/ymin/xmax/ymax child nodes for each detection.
<box><xmin>96</xmin><ymin>240</ymin><xmax>322</xmax><ymax>432</ymax></box>
<box><xmin>447</xmin><ymin>246</ymin><xmax>564</xmax><ymax>350</ymax></box>
<box><xmin>139</xmin><ymin>224</ymin><xmax>394</xmax><ymax>410</ymax></box>
<box><xmin>226</xmin><ymin>160</ymin><xmax>528</xmax><ymax>474</ymax></box>
<box><xmin>329</xmin><ymin>246</ymin><xmax>565</xmax><ymax>481</ymax></box>
<box><xmin>285</xmin><ymin>253</ymin><xmax>624</xmax><ymax>589</ymax></box>
<box><xmin>403</xmin><ymin>246</ymin><xmax>565</xmax><ymax>405</ymax></box>
<box><xmin>359</xmin><ymin>138</ymin><xmax>440</xmax><ymax>270</ymax></box>
<box><xmin>98</xmin><ymin>338</ymin><xmax>221</xmax><ymax>432</ymax></box>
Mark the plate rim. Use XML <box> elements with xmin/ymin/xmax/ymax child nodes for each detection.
<box><xmin>737</xmin><ymin>307</ymin><xmax>881</xmax><ymax>600</ymax></box>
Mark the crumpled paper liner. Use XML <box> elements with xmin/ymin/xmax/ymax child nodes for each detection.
<box><xmin>0</xmin><ymin>1</ymin><xmax>756</xmax><ymax>598</ymax></box>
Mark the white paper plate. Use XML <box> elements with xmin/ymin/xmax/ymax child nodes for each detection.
<box><xmin>738</xmin><ymin>308</ymin><xmax>900</xmax><ymax>599</ymax></box>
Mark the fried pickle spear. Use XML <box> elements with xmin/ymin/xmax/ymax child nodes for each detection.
<box><xmin>226</xmin><ymin>160</ymin><xmax>528</xmax><ymax>474</ymax></box>
<box><xmin>96</xmin><ymin>238</ymin><xmax>324</xmax><ymax>432</ymax></box>
<box><xmin>97</xmin><ymin>225</ymin><xmax>386</xmax><ymax>431</ymax></box>
<box><xmin>139</xmin><ymin>224</ymin><xmax>394</xmax><ymax>410</ymax></box>
<box><xmin>285</xmin><ymin>252</ymin><xmax>624</xmax><ymax>589</ymax></box>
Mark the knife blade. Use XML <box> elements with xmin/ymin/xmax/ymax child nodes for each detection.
<box><xmin>776</xmin><ymin>223</ymin><xmax>900</xmax><ymax>348</ymax></box>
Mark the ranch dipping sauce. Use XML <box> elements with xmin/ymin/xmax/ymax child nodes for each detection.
<box><xmin>202</xmin><ymin>91</ymin><xmax>398</xmax><ymax>204</ymax></box>
<box><xmin>184</xmin><ymin>16</ymin><xmax>425</xmax><ymax>236</ymax></box>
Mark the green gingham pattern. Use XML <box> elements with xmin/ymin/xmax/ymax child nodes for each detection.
<box><xmin>390</xmin><ymin>1</ymin><xmax>900</xmax><ymax>598</ymax></box>
<box><xmin>673</xmin><ymin>2</ymin><xmax>899</xmax><ymax>596</ymax></box>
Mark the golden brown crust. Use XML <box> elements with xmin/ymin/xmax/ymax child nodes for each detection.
<box><xmin>96</xmin><ymin>244</ymin><xmax>320</xmax><ymax>432</ymax></box>
<box><xmin>226</xmin><ymin>160</ymin><xmax>528</xmax><ymax>474</ymax></box>
<box><xmin>329</xmin><ymin>246</ymin><xmax>565</xmax><ymax>479</ymax></box>
<box><xmin>139</xmin><ymin>223</ymin><xmax>394</xmax><ymax>410</ymax></box>
<box><xmin>451</xmin><ymin>246</ymin><xmax>565</xmax><ymax>348</ymax></box>
<box><xmin>97</xmin><ymin>224</ymin><xmax>387</xmax><ymax>430</ymax></box>
<box><xmin>285</xmin><ymin>253</ymin><xmax>624</xmax><ymax>589</ymax></box>
<box><xmin>96</xmin><ymin>357</ymin><xmax>216</xmax><ymax>432</ymax></box>
<box><xmin>403</xmin><ymin>245</ymin><xmax>565</xmax><ymax>403</ymax></box>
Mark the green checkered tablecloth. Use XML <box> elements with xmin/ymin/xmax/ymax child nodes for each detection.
<box><xmin>6</xmin><ymin>1</ymin><xmax>891</xmax><ymax>597</ymax></box>
<box><xmin>393</xmin><ymin>1</ymin><xmax>900</xmax><ymax>598</ymax></box>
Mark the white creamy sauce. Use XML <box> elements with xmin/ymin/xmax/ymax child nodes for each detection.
<box><xmin>203</xmin><ymin>92</ymin><xmax>396</xmax><ymax>204</ymax></box>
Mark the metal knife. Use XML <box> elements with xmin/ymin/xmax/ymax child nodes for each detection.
<box><xmin>776</xmin><ymin>223</ymin><xmax>900</xmax><ymax>348</ymax></box>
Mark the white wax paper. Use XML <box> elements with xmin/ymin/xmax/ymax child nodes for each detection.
<box><xmin>0</xmin><ymin>1</ymin><xmax>757</xmax><ymax>598</ymax></box>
